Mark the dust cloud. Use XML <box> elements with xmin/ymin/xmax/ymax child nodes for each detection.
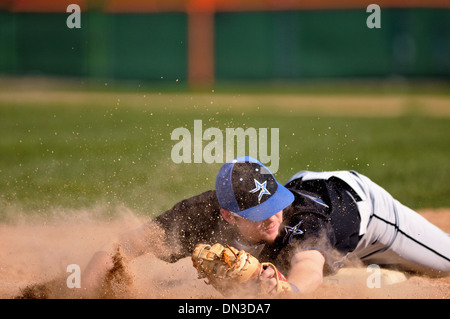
<box><xmin>0</xmin><ymin>206</ymin><xmax>448</xmax><ymax>299</ymax></box>
<box><xmin>0</xmin><ymin>206</ymin><xmax>219</xmax><ymax>299</ymax></box>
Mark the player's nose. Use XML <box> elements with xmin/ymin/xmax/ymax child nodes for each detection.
<box><xmin>262</xmin><ymin>212</ymin><xmax>281</xmax><ymax>223</ymax></box>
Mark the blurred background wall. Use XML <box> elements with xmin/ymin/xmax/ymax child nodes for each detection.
<box><xmin>0</xmin><ymin>0</ymin><xmax>449</xmax><ymax>87</ymax></box>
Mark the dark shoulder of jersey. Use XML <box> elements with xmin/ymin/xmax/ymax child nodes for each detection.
<box><xmin>153</xmin><ymin>190</ymin><xmax>235</xmax><ymax>262</ymax></box>
<box><xmin>260</xmin><ymin>176</ymin><xmax>361</xmax><ymax>274</ymax></box>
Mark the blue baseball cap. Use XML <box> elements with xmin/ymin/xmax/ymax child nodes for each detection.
<box><xmin>215</xmin><ymin>156</ymin><xmax>294</xmax><ymax>222</ymax></box>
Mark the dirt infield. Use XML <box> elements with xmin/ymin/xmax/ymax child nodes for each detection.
<box><xmin>0</xmin><ymin>207</ymin><xmax>448</xmax><ymax>299</ymax></box>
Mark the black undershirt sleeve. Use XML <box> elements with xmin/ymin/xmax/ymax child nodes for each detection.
<box><xmin>153</xmin><ymin>190</ymin><xmax>223</xmax><ymax>262</ymax></box>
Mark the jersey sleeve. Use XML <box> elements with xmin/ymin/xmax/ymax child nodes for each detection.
<box><xmin>273</xmin><ymin>189</ymin><xmax>349</xmax><ymax>275</ymax></box>
<box><xmin>280</xmin><ymin>177</ymin><xmax>362</xmax><ymax>274</ymax></box>
<box><xmin>260</xmin><ymin>212</ymin><xmax>340</xmax><ymax>276</ymax></box>
<box><xmin>284</xmin><ymin>212</ymin><xmax>344</xmax><ymax>275</ymax></box>
<box><xmin>152</xmin><ymin>190</ymin><xmax>222</xmax><ymax>262</ymax></box>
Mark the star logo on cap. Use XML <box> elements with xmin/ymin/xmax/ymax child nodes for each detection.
<box><xmin>249</xmin><ymin>179</ymin><xmax>271</xmax><ymax>202</ymax></box>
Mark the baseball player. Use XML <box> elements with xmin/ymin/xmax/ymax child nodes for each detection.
<box><xmin>82</xmin><ymin>156</ymin><xmax>450</xmax><ymax>295</ymax></box>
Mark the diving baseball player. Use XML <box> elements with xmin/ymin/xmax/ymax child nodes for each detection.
<box><xmin>81</xmin><ymin>156</ymin><xmax>450</xmax><ymax>295</ymax></box>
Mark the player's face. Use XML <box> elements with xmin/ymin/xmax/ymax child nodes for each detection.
<box><xmin>234</xmin><ymin>211</ymin><xmax>283</xmax><ymax>244</ymax></box>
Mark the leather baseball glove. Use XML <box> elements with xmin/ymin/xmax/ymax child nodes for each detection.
<box><xmin>192</xmin><ymin>243</ymin><xmax>298</xmax><ymax>296</ymax></box>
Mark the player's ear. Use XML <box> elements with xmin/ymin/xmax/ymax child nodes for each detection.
<box><xmin>220</xmin><ymin>208</ymin><xmax>236</xmax><ymax>225</ymax></box>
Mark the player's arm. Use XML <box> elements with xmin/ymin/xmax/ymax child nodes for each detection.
<box><xmin>80</xmin><ymin>221</ymin><xmax>165</xmax><ymax>295</ymax></box>
<box><xmin>287</xmin><ymin>249</ymin><xmax>325</xmax><ymax>294</ymax></box>
<box><xmin>82</xmin><ymin>190</ymin><xmax>218</xmax><ymax>294</ymax></box>
<box><xmin>81</xmin><ymin>249</ymin><xmax>114</xmax><ymax>296</ymax></box>
<box><xmin>257</xmin><ymin>249</ymin><xmax>324</xmax><ymax>294</ymax></box>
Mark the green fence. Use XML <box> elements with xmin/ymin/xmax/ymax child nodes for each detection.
<box><xmin>0</xmin><ymin>9</ymin><xmax>448</xmax><ymax>81</ymax></box>
<box><xmin>0</xmin><ymin>12</ymin><xmax>187</xmax><ymax>81</ymax></box>
<box><xmin>215</xmin><ymin>9</ymin><xmax>450</xmax><ymax>79</ymax></box>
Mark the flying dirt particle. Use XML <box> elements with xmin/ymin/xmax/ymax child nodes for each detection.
<box><xmin>100</xmin><ymin>245</ymin><xmax>135</xmax><ymax>299</ymax></box>
<box><xmin>15</xmin><ymin>283</ymin><xmax>51</xmax><ymax>299</ymax></box>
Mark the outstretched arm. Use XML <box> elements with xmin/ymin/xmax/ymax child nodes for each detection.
<box><xmin>81</xmin><ymin>220</ymin><xmax>168</xmax><ymax>296</ymax></box>
<box><xmin>82</xmin><ymin>190</ymin><xmax>220</xmax><ymax>296</ymax></box>
<box><xmin>258</xmin><ymin>249</ymin><xmax>325</xmax><ymax>295</ymax></box>
<box><xmin>287</xmin><ymin>249</ymin><xmax>325</xmax><ymax>294</ymax></box>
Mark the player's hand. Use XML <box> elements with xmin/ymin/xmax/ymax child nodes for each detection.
<box><xmin>259</xmin><ymin>265</ymin><xmax>277</xmax><ymax>294</ymax></box>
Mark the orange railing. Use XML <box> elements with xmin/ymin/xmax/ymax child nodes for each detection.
<box><xmin>3</xmin><ymin>0</ymin><xmax>449</xmax><ymax>13</ymax></box>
